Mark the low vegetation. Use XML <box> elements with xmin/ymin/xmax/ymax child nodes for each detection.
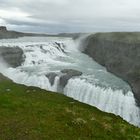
<box><xmin>0</xmin><ymin>75</ymin><xmax>140</xmax><ymax>140</ymax></box>
<box><xmin>93</xmin><ymin>32</ymin><xmax>140</xmax><ymax>43</ymax></box>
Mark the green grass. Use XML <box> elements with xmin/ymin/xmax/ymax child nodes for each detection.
<box><xmin>93</xmin><ymin>32</ymin><xmax>140</xmax><ymax>43</ymax></box>
<box><xmin>0</xmin><ymin>79</ymin><xmax>140</xmax><ymax>140</ymax></box>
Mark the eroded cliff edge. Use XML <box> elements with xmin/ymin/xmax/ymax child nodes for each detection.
<box><xmin>0</xmin><ymin>47</ymin><xmax>24</xmax><ymax>67</ymax></box>
<box><xmin>84</xmin><ymin>32</ymin><xmax>140</xmax><ymax>106</ymax></box>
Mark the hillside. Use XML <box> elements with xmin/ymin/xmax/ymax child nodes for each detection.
<box><xmin>0</xmin><ymin>73</ymin><xmax>140</xmax><ymax>140</ymax></box>
<box><xmin>0</xmin><ymin>26</ymin><xmax>83</xmax><ymax>39</ymax></box>
<box><xmin>91</xmin><ymin>32</ymin><xmax>140</xmax><ymax>43</ymax></box>
<box><xmin>0</xmin><ymin>26</ymin><xmax>50</xmax><ymax>39</ymax></box>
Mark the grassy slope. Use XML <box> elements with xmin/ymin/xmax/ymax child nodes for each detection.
<box><xmin>94</xmin><ymin>32</ymin><xmax>140</xmax><ymax>43</ymax></box>
<box><xmin>0</xmin><ymin>78</ymin><xmax>140</xmax><ymax>140</ymax></box>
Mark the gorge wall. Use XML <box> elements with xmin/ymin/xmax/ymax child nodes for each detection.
<box><xmin>84</xmin><ymin>32</ymin><xmax>140</xmax><ymax>106</ymax></box>
<box><xmin>0</xmin><ymin>47</ymin><xmax>24</xmax><ymax>68</ymax></box>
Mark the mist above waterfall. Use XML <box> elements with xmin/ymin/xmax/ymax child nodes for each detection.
<box><xmin>71</xmin><ymin>34</ymin><xmax>91</xmax><ymax>52</ymax></box>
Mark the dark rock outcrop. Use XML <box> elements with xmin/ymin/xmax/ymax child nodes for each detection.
<box><xmin>45</xmin><ymin>69</ymin><xmax>82</xmax><ymax>93</ymax></box>
<box><xmin>0</xmin><ymin>26</ymin><xmax>25</xmax><ymax>39</ymax></box>
<box><xmin>45</xmin><ymin>72</ymin><xmax>58</xmax><ymax>86</ymax></box>
<box><xmin>0</xmin><ymin>47</ymin><xmax>24</xmax><ymax>67</ymax></box>
<box><xmin>84</xmin><ymin>32</ymin><xmax>140</xmax><ymax>106</ymax></box>
<box><xmin>60</xmin><ymin>69</ymin><xmax>82</xmax><ymax>87</ymax></box>
<box><xmin>0</xmin><ymin>26</ymin><xmax>7</xmax><ymax>32</ymax></box>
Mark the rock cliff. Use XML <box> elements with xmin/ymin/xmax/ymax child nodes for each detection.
<box><xmin>84</xmin><ymin>32</ymin><xmax>140</xmax><ymax>106</ymax></box>
<box><xmin>0</xmin><ymin>47</ymin><xmax>24</xmax><ymax>67</ymax></box>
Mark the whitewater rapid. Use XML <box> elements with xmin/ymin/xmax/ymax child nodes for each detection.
<box><xmin>0</xmin><ymin>36</ymin><xmax>140</xmax><ymax>127</ymax></box>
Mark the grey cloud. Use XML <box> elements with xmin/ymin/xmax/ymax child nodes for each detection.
<box><xmin>0</xmin><ymin>0</ymin><xmax>140</xmax><ymax>33</ymax></box>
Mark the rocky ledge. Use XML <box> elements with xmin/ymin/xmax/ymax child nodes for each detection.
<box><xmin>46</xmin><ymin>69</ymin><xmax>82</xmax><ymax>90</ymax></box>
<box><xmin>84</xmin><ymin>32</ymin><xmax>140</xmax><ymax>106</ymax></box>
<box><xmin>60</xmin><ymin>69</ymin><xmax>82</xmax><ymax>87</ymax></box>
<box><xmin>0</xmin><ymin>47</ymin><xmax>24</xmax><ymax>67</ymax></box>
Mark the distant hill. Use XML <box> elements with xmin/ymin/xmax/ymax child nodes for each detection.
<box><xmin>0</xmin><ymin>26</ymin><xmax>50</xmax><ymax>39</ymax></box>
<box><xmin>0</xmin><ymin>26</ymin><xmax>83</xmax><ymax>39</ymax></box>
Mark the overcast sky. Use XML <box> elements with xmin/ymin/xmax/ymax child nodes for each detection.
<box><xmin>0</xmin><ymin>0</ymin><xmax>140</xmax><ymax>33</ymax></box>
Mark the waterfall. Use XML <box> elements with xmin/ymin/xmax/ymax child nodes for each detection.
<box><xmin>1</xmin><ymin>36</ymin><xmax>140</xmax><ymax>127</ymax></box>
<box><xmin>64</xmin><ymin>78</ymin><xmax>140</xmax><ymax>127</ymax></box>
<box><xmin>4</xmin><ymin>68</ymin><xmax>60</xmax><ymax>92</ymax></box>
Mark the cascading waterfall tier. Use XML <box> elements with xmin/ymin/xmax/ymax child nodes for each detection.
<box><xmin>64</xmin><ymin>78</ymin><xmax>140</xmax><ymax>127</ymax></box>
<box><xmin>0</xmin><ymin>36</ymin><xmax>140</xmax><ymax>127</ymax></box>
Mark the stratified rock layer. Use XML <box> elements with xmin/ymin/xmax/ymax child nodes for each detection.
<box><xmin>84</xmin><ymin>32</ymin><xmax>140</xmax><ymax>106</ymax></box>
<box><xmin>0</xmin><ymin>47</ymin><xmax>24</xmax><ymax>67</ymax></box>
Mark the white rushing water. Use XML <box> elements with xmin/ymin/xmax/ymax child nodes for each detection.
<box><xmin>0</xmin><ymin>36</ymin><xmax>140</xmax><ymax>127</ymax></box>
